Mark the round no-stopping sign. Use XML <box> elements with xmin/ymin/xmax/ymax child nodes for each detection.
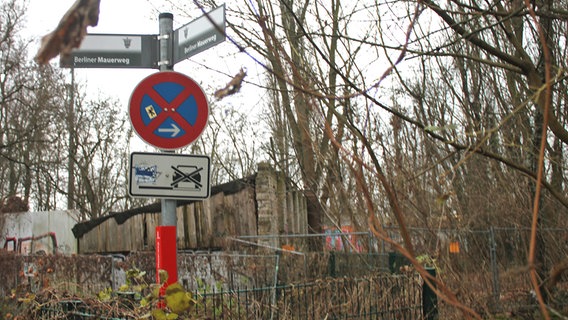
<box><xmin>129</xmin><ymin>71</ymin><xmax>209</xmax><ymax>150</ymax></box>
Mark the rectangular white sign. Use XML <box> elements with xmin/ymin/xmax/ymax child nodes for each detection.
<box><xmin>129</xmin><ymin>152</ymin><xmax>211</xmax><ymax>199</ymax></box>
<box><xmin>60</xmin><ymin>34</ymin><xmax>158</xmax><ymax>68</ymax></box>
<box><xmin>173</xmin><ymin>5</ymin><xmax>226</xmax><ymax>63</ymax></box>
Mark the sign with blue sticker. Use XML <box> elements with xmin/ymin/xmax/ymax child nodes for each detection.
<box><xmin>129</xmin><ymin>71</ymin><xmax>209</xmax><ymax>150</ymax></box>
<box><xmin>129</xmin><ymin>152</ymin><xmax>210</xmax><ymax>199</ymax></box>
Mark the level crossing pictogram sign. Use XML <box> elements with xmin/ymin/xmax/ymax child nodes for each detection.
<box><xmin>129</xmin><ymin>71</ymin><xmax>209</xmax><ymax>150</ymax></box>
<box><xmin>129</xmin><ymin>152</ymin><xmax>210</xmax><ymax>199</ymax></box>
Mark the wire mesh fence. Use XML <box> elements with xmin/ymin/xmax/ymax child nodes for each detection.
<box><xmin>24</xmin><ymin>273</ymin><xmax>423</xmax><ymax>319</ymax></box>
<box><xmin>3</xmin><ymin>226</ymin><xmax>568</xmax><ymax>318</ymax></box>
<box><xmin>232</xmin><ymin>227</ymin><xmax>568</xmax><ymax>317</ymax></box>
<box><xmin>186</xmin><ymin>274</ymin><xmax>423</xmax><ymax>320</ymax></box>
<box><xmin>379</xmin><ymin>227</ymin><xmax>568</xmax><ymax>317</ymax></box>
<box><xmin>0</xmin><ymin>253</ymin><xmax>116</xmax><ymax>297</ymax></box>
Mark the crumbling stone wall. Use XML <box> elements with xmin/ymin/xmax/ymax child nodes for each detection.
<box><xmin>255</xmin><ymin>162</ymin><xmax>308</xmax><ymax>249</ymax></box>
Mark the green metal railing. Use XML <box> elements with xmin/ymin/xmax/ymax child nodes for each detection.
<box><xmin>192</xmin><ymin>274</ymin><xmax>424</xmax><ymax>320</ymax></box>
<box><xmin>36</xmin><ymin>274</ymin><xmax>428</xmax><ymax>319</ymax></box>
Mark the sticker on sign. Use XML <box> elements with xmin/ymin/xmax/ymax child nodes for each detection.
<box><xmin>129</xmin><ymin>152</ymin><xmax>211</xmax><ymax>199</ymax></box>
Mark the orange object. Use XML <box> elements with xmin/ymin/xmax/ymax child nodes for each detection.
<box><xmin>449</xmin><ymin>241</ymin><xmax>460</xmax><ymax>253</ymax></box>
<box><xmin>281</xmin><ymin>244</ymin><xmax>295</xmax><ymax>252</ymax></box>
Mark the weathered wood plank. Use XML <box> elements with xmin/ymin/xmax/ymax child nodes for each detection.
<box><xmin>78</xmin><ymin>165</ymin><xmax>307</xmax><ymax>254</ymax></box>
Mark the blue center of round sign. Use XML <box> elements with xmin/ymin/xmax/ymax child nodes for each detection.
<box><xmin>139</xmin><ymin>82</ymin><xmax>199</xmax><ymax>138</ymax></box>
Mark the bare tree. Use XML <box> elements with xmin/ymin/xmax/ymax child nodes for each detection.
<box><xmin>196</xmin><ymin>0</ymin><xmax>568</xmax><ymax>316</ymax></box>
<box><xmin>397</xmin><ymin>0</ymin><xmax>568</xmax><ymax>309</ymax></box>
<box><xmin>69</xmin><ymin>94</ymin><xmax>133</xmax><ymax>219</ymax></box>
<box><xmin>0</xmin><ymin>0</ymin><xmax>67</xmax><ymax>208</ymax></box>
<box><xmin>1</xmin><ymin>0</ymin><xmax>135</xmax><ymax>219</ymax></box>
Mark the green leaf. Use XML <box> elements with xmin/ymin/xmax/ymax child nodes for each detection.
<box><xmin>17</xmin><ymin>294</ymin><xmax>35</xmax><ymax>304</ymax></box>
<box><xmin>150</xmin><ymin>283</ymin><xmax>162</xmax><ymax>299</ymax></box>
<box><xmin>158</xmin><ymin>269</ymin><xmax>169</xmax><ymax>284</ymax></box>
<box><xmin>152</xmin><ymin>309</ymin><xmax>167</xmax><ymax>320</ymax></box>
<box><xmin>118</xmin><ymin>284</ymin><xmax>129</xmax><ymax>292</ymax></box>
<box><xmin>165</xmin><ymin>283</ymin><xmax>195</xmax><ymax>314</ymax></box>
<box><xmin>98</xmin><ymin>288</ymin><xmax>112</xmax><ymax>301</ymax></box>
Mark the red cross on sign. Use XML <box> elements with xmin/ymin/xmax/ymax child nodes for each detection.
<box><xmin>129</xmin><ymin>71</ymin><xmax>209</xmax><ymax>150</ymax></box>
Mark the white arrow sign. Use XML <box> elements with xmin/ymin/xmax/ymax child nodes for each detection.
<box><xmin>158</xmin><ymin>123</ymin><xmax>181</xmax><ymax>137</ymax></box>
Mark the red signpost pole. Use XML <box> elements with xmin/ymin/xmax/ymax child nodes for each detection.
<box><xmin>156</xmin><ymin>226</ymin><xmax>178</xmax><ymax>287</ymax></box>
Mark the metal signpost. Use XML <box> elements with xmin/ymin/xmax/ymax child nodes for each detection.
<box><xmin>62</xmin><ymin>5</ymin><xmax>226</xmax><ymax>292</ymax></box>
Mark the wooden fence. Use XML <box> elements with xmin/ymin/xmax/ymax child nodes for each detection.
<box><xmin>74</xmin><ymin>163</ymin><xmax>308</xmax><ymax>254</ymax></box>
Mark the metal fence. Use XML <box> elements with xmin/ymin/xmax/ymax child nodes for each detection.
<box><xmin>2</xmin><ymin>251</ymin><xmax>427</xmax><ymax>319</ymax></box>
<box><xmin>395</xmin><ymin>227</ymin><xmax>568</xmax><ymax>315</ymax></box>
<box><xmin>233</xmin><ymin>227</ymin><xmax>568</xmax><ymax>316</ymax></box>
<box><xmin>0</xmin><ymin>253</ymin><xmax>117</xmax><ymax>296</ymax></box>
<box><xmin>190</xmin><ymin>274</ymin><xmax>424</xmax><ymax>320</ymax></box>
<box><xmin>4</xmin><ymin>226</ymin><xmax>567</xmax><ymax>318</ymax></box>
<box><xmin>32</xmin><ymin>299</ymin><xmax>137</xmax><ymax>320</ymax></box>
<box><xmin>31</xmin><ymin>274</ymin><xmax>425</xmax><ymax>320</ymax></box>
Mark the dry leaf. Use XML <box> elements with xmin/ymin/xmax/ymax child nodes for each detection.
<box><xmin>214</xmin><ymin>68</ymin><xmax>247</xmax><ymax>100</ymax></box>
<box><xmin>35</xmin><ymin>0</ymin><xmax>101</xmax><ymax>65</ymax></box>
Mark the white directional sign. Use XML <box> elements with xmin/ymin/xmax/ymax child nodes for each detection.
<box><xmin>60</xmin><ymin>34</ymin><xmax>158</xmax><ymax>68</ymax></box>
<box><xmin>129</xmin><ymin>152</ymin><xmax>210</xmax><ymax>199</ymax></box>
<box><xmin>173</xmin><ymin>5</ymin><xmax>226</xmax><ymax>64</ymax></box>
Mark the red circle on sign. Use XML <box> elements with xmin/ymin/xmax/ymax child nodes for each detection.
<box><xmin>129</xmin><ymin>71</ymin><xmax>209</xmax><ymax>150</ymax></box>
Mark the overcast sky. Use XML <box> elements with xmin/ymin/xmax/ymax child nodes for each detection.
<box><xmin>22</xmin><ymin>0</ymin><xmax>259</xmax><ymax>150</ymax></box>
<box><xmin>25</xmin><ymin>0</ymin><xmax>168</xmax><ymax>101</ymax></box>
<box><xmin>24</xmin><ymin>0</ymin><xmax>254</xmax><ymax>100</ymax></box>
